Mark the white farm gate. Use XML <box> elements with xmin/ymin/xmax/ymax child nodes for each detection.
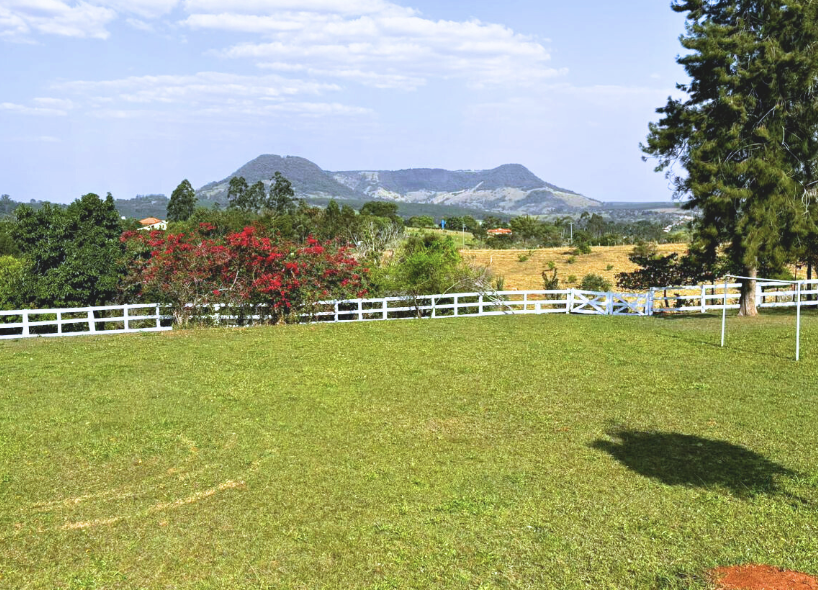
<box><xmin>567</xmin><ymin>290</ymin><xmax>650</xmax><ymax>316</ymax></box>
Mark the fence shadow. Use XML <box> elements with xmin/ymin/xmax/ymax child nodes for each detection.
<box><xmin>590</xmin><ymin>428</ymin><xmax>795</xmax><ymax>499</ymax></box>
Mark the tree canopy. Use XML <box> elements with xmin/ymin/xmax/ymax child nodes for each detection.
<box><xmin>642</xmin><ymin>0</ymin><xmax>818</xmax><ymax>315</ymax></box>
<box><xmin>11</xmin><ymin>193</ymin><xmax>124</xmax><ymax>308</ymax></box>
<box><xmin>167</xmin><ymin>179</ymin><xmax>197</xmax><ymax>222</ymax></box>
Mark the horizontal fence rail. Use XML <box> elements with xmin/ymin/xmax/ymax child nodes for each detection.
<box><xmin>649</xmin><ymin>280</ymin><xmax>818</xmax><ymax>313</ymax></box>
<box><xmin>0</xmin><ymin>304</ymin><xmax>173</xmax><ymax>340</ymax></box>
<box><xmin>2</xmin><ymin>280</ymin><xmax>817</xmax><ymax>339</ymax></box>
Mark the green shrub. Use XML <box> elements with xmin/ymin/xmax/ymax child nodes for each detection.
<box><xmin>0</xmin><ymin>256</ymin><xmax>23</xmax><ymax>310</ymax></box>
<box><xmin>542</xmin><ymin>268</ymin><xmax>559</xmax><ymax>290</ymax></box>
<box><xmin>370</xmin><ymin>233</ymin><xmax>488</xmax><ymax>299</ymax></box>
<box><xmin>566</xmin><ymin>256</ymin><xmax>577</xmax><ymax>265</ymax></box>
<box><xmin>580</xmin><ymin>273</ymin><xmax>612</xmax><ymax>292</ymax></box>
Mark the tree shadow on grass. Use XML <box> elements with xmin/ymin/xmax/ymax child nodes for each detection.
<box><xmin>591</xmin><ymin>428</ymin><xmax>796</xmax><ymax>499</ymax></box>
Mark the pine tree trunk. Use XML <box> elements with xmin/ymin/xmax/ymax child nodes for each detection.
<box><xmin>738</xmin><ymin>267</ymin><xmax>758</xmax><ymax>317</ymax></box>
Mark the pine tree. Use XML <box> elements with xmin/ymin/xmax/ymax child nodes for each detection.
<box><xmin>643</xmin><ymin>0</ymin><xmax>818</xmax><ymax>315</ymax></box>
<box><xmin>167</xmin><ymin>179</ymin><xmax>197</xmax><ymax>222</ymax></box>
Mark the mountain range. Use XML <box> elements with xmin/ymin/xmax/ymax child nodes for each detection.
<box><xmin>197</xmin><ymin>155</ymin><xmax>601</xmax><ymax>216</ymax></box>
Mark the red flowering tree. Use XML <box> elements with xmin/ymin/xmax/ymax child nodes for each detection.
<box><xmin>121</xmin><ymin>224</ymin><xmax>367</xmax><ymax>325</ymax></box>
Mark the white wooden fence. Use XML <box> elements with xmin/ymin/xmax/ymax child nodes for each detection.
<box><xmin>2</xmin><ymin>280</ymin><xmax>817</xmax><ymax>339</ymax></box>
<box><xmin>649</xmin><ymin>280</ymin><xmax>818</xmax><ymax>312</ymax></box>
<box><xmin>0</xmin><ymin>304</ymin><xmax>172</xmax><ymax>340</ymax></box>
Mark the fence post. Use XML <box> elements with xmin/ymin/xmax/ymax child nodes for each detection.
<box><xmin>382</xmin><ymin>298</ymin><xmax>388</xmax><ymax>320</ymax></box>
<box><xmin>796</xmin><ymin>281</ymin><xmax>802</xmax><ymax>361</ymax></box>
<box><xmin>478</xmin><ymin>294</ymin><xmax>484</xmax><ymax>315</ymax></box>
<box><xmin>606</xmin><ymin>293</ymin><xmax>614</xmax><ymax>315</ymax></box>
<box><xmin>454</xmin><ymin>295</ymin><xmax>459</xmax><ymax>317</ymax></box>
<box><xmin>523</xmin><ymin>292</ymin><xmax>529</xmax><ymax>312</ymax></box>
<box><xmin>124</xmin><ymin>305</ymin><xmax>130</xmax><ymax>331</ymax></box>
<box><xmin>431</xmin><ymin>296</ymin><xmax>436</xmax><ymax>319</ymax></box>
<box><xmin>334</xmin><ymin>302</ymin><xmax>339</xmax><ymax>323</ymax></box>
<box><xmin>88</xmin><ymin>309</ymin><xmax>96</xmax><ymax>333</ymax></box>
<box><xmin>155</xmin><ymin>305</ymin><xmax>161</xmax><ymax>329</ymax></box>
<box><xmin>357</xmin><ymin>299</ymin><xmax>363</xmax><ymax>322</ymax></box>
<box><xmin>566</xmin><ymin>289</ymin><xmax>574</xmax><ymax>314</ymax></box>
<box><xmin>700</xmin><ymin>285</ymin><xmax>706</xmax><ymax>314</ymax></box>
<box><xmin>756</xmin><ymin>282</ymin><xmax>763</xmax><ymax>307</ymax></box>
<box><xmin>22</xmin><ymin>311</ymin><xmax>30</xmax><ymax>337</ymax></box>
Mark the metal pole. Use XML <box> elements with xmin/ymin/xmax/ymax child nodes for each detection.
<box><xmin>797</xmin><ymin>281</ymin><xmax>802</xmax><ymax>362</ymax></box>
<box><xmin>721</xmin><ymin>277</ymin><xmax>728</xmax><ymax>347</ymax></box>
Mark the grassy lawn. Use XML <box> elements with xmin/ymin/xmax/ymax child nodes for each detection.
<box><xmin>1</xmin><ymin>313</ymin><xmax>817</xmax><ymax>589</ymax></box>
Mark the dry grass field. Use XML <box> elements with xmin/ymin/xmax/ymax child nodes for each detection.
<box><xmin>464</xmin><ymin>244</ymin><xmax>689</xmax><ymax>291</ymax></box>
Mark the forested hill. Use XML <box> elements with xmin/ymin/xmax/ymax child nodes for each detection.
<box><xmin>198</xmin><ymin>155</ymin><xmax>360</xmax><ymax>203</ymax></box>
<box><xmin>196</xmin><ymin>155</ymin><xmax>601</xmax><ymax>215</ymax></box>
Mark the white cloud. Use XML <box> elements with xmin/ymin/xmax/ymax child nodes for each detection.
<box><xmin>0</xmin><ymin>101</ymin><xmax>69</xmax><ymax>116</ymax></box>
<box><xmin>0</xmin><ymin>0</ymin><xmax>178</xmax><ymax>39</ymax></box>
<box><xmin>58</xmin><ymin>71</ymin><xmax>340</xmax><ymax>102</ymax></box>
<box><xmin>0</xmin><ymin>1</ymin><xmax>116</xmax><ymax>39</ymax></box>
<box><xmin>183</xmin><ymin>0</ymin><xmax>412</xmax><ymax>17</ymax></box>
<box><xmin>125</xmin><ymin>17</ymin><xmax>155</xmax><ymax>31</ymax></box>
<box><xmin>97</xmin><ymin>0</ymin><xmax>180</xmax><ymax>19</ymax></box>
<box><xmin>33</xmin><ymin>97</ymin><xmax>75</xmax><ymax>109</ymax></box>
<box><xmin>184</xmin><ymin>2</ymin><xmax>562</xmax><ymax>89</ymax></box>
<box><xmin>54</xmin><ymin>71</ymin><xmax>369</xmax><ymax>120</ymax></box>
<box><xmin>258</xmin><ymin>62</ymin><xmax>424</xmax><ymax>90</ymax></box>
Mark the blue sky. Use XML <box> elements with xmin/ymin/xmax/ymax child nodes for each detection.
<box><xmin>0</xmin><ymin>0</ymin><xmax>689</xmax><ymax>203</ymax></box>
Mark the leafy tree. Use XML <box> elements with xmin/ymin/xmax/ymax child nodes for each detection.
<box><xmin>509</xmin><ymin>215</ymin><xmax>542</xmax><ymax>245</ymax></box>
<box><xmin>642</xmin><ymin>0</ymin><xmax>818</xmax><ymax>315</ymax></box>
<box><xmin>0</xmin><ymin>255</ymin><xmax>22</xmax><ymax>310</ymax></box>
<box><xmin>616</xmin><ymin>243</ymin><xmax>712</xmax><ymax>308</ymax></box>
<box><xmin>319</xmin><ymin>199</ymin><xmax>357</xmax><ymax>241</ymax></box>
<box><xmin>0</xmin><ymin>220</ymin><xmax>19</xmax><ymax>257</ymax></box>
<box><xmin>167</xmin><ymin>179</ymin><xmax>198</xmax><ymax>222</ymax></box>
<box><xmin>360</xmin><ymin>201</ymin><xmax>399</xmax><ymax>220</ymax></box>
<box><xmin>462</xmin><ymin>216</ymin><xmax>479</xmax><ymax>232</ymax></box>
<box><xmin>267</xmin><ymin>171</ymin><xmax>297</xmax><ymax>214</ymax></box>
<box><xmin>228</xmin><ymin>176</ymin><xmax>251</xmax><ymax>211</ymax></box>
<box><xmin>584</xmin><ymin>213</ymin><xmax>607</xmax><ymax>239</ymax></box>
<box><xmin>12</xmin><ymin>193</ymin><xmax>125</xmax><ymax>308</ymax></box>
<box><xmin>407</xmin><ymin>215</ymin><xmax>435</xmax><ymax>228</ymax></box>
<box><xmin>122</xmin><ymin>226</ymin><xmax>365</xmax><ymax>325</ymax></box>
<box><xmin>0</xmin><ymin>194</ymin><xmax>16</xmax><ymax>217</ymax></box>
<box><xmin>481</xmin><ymin>216</ymin><xmax>504</xmax><ymax>230</ymax></box>
<box><xmin>371</xmin><ymin>234</ymin><xmax>484</xmax><ymax>309</ymax></box>
<box><xmin>444</xmin><ymin>216</ymin><xmax>464</xmax><ymax>230</ymax></box>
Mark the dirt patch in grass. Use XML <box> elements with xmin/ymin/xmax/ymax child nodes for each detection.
<box><xmin>711</xmin><ymin>565</ymin><xmax>818</xmax><ymax>589</ymax></box>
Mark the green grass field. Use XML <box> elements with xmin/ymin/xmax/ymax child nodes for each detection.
<box><xmin>2</xmin><ymin>313</ymin><xmax>818</xmax><ymax>589</ymax></box>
